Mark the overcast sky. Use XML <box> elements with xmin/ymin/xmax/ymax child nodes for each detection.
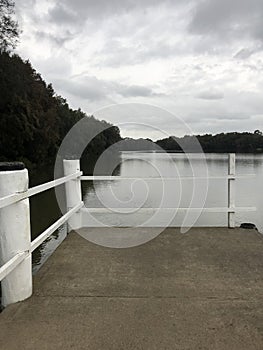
<box><xmin>15</xmin><ymin>0</ymin><xmax>263</xmax><ymax>140</ymax></box>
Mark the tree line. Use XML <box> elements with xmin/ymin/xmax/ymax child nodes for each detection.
<box><xmin>156</xmin><ymin>131</ymin><xmax>263</xmax><ymax>153</ymax></box>
<box><xmin>0</xmin><ymin>52</ymin><xmax>121</xmax><ymax>170</ymax></box>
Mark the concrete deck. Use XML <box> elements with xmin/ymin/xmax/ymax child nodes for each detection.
<box><xmin>1</xmin><ymin>227</ymin><xmax>263</xmax><ymax>350</ymax></box>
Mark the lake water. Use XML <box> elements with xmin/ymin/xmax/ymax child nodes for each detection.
<box><xmin>32</xmin><ymin>153</ymin><xmax>263</xmax><ymax>270</ymax></box>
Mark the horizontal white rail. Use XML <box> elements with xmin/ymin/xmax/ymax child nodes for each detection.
<box><xmin>81</xmin><ymin>207</ymin><xmax>256</xmax><ymax>214</ymax></box>
<box><xmin>0</xmin><ymin>252</ymin><xmax>28</xmax><ymax>281</ymax></box>
<box><xmin>0</xmin><ymin>171</ymin><xmax>82</xmax><ymax>209</ymax></box>
<box><xmin>0</xmin><ymin>202</ymin><xmax>83</xmax><ymax>282</ymax></box>
<box><xmin>30</xmin><ymin>201</ymin><xmax>84</xmax><ymax>252</ymax></box>
<box><xmin>81</xmin><ymin>175</ymin><xmax>255</xmax><ymax>181</ymax></box>
<box><xmin>28</xmin><ymin>171</ymin><xmax>82</xmax><ymax>199</ymax></box>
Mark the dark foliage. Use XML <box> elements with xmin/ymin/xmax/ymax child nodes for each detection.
<box><xmin>156</xmin><ymin>131</ymin><xmax>263</xmax><ymax>153</ymax></box>
<box><xmin>0</xmin><ymin>52</ymin><xmax>121</xmax><ymax>170</ymax></box>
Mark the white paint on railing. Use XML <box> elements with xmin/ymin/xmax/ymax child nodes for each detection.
<box><xmin>0</xmin><ymin>171</ymin><xmax>82</xmax><ymax>209</ymax></box>
<box><xmin>81</xmin><ymin>175</ymin><xmax>254</xmax><ymax>181</ymax></box>
<box><xmin>0</xmin><ymin>252</ymin><xmax>28</xmax><ymax>282</ymax></box>
<box><xmin>30</xmin><ymin>202</ymin><xmax>83</xmax><ymax>252</ymax></box>
<box><xmin>81</xmin><ymin>207</ymin><xmax>256</xmax><ymax>214</ymax></box>
<box><xmin>0</xmin><ymin>169</ymin><xmax>32</xmax><ymax>307</ymax></box>
<box><xmin>63</xmin><ymin>160</ymin><xmax>82</xmax><ymax>231</ymax></box>
<box><xmin>0</xmin><ymin>162</ymin><xmax>82</xmax><ymax>307</ymax></box>
<box><xmin>228</xmin><ymin>154</ymin><xmax>236</xmax><ymax>228</ymax></box>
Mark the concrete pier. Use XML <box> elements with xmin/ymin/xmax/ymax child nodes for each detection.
<box><xmin>1</xmin><ymin>227</ymin><xmax>263</xmax><ymax>349</ymax></box>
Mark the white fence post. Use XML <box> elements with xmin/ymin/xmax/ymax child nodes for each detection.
<box><xmin>228</xmin><ymin>154</ymin><xmax>236</xmax><ymax>228</ymax></box>
<box><xmin>63</xmin><ymin>159</ymin><xmax>82</xmax><ymax>231</ymax></box>
<box><xmin>0</xmin><ymin>163</ymin><xmax>32</xmax><ymax>307</ymax></box>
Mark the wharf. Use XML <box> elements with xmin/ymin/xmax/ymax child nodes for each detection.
<box><xmin>1</xmin><ymin>227</ymin><xmax>263</xmax><ymax>350</ymax></box>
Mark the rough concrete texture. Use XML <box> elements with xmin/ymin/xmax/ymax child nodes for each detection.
<box><xmin>1</xmin><ymin>227</ymin><xmax>263</xmax><ymax>350</ymax></box>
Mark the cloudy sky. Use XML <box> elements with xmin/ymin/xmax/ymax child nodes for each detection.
<box><xmin>15</xmin><ymin>0</ymin><xmax>263</xmax><ymax>139</ymax></box>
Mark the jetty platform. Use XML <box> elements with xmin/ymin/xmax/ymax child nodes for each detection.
<box><xmin>1</xmin><ymin>227</ymin><xmax>263</xmax><ymax>350</ymax></box>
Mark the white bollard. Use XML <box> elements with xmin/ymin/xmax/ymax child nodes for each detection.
<box><xmin>0</xmin><ymin>164</ymin><xmax>32</xmax><ymax>307</ymax></box>
<box><xmin>63</xmin><ymin>160</ymin><xmax>82</xmax><ymax>231</ymax></box>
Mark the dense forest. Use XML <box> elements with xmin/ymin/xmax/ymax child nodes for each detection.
<box><xmin>156</xmin><ymin>131</ymin><xmax>263</xmax><ymax>153</ymax></box>
<box><xmin>0</xmin><ymin>52</ymin><xmax>121</xmax><ymax>170</ymax></box>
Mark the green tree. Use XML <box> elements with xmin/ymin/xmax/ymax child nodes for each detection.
<box><xmin>0</xmin><ymin>0</ymin><xmax>19</xmax><ymax>52</ymax></box>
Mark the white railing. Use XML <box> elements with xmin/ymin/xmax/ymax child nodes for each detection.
<box><xmin>0</xmin><ymin>154</ymin><xmax>256</xmax><ymax>307</ymax></box>
<box><xmin>0</xmin><ymin>172</ymin><xmax>82</xmax><ymax>209</ymax></box>
<box><xmin>0</xmin><ymin>160</ymin><xmax>83</xmax><ymax>307</ymax></box>
<box><xmin>80</xmin><ymin>154</ymin><xmax>255</xmax><ymax>227</ymax></box>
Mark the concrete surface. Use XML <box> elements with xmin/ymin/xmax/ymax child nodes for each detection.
<box><xmin>1</xmin><ymin>227</ymin><xmax>263</xmax><ymax>350</ymax></box>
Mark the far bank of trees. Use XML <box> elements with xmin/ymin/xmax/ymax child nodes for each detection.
<box><xmin>156</xmin><ymin>131</ymin><xmax>263</xmax><ymax>153</ymax></box>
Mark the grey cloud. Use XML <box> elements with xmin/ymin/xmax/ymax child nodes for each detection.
<box><xmin>119</xmin><ymin>85</ymin><xmax>160</xmax><ymax>97</ymax></box>
<box><xmin>15</xmin><ymin>0</ymin><xmax>38</xmax><ymax>26</ymax></box>
<box><xmin>138</xmin><ymin>41</ymin><xmax>187</xmax><ymax>61</ymax></box>
<box><xmin>17</xmin><ymin>1</ymin><xmax>193</xmax><ymax>65</ymax></box>
<box><xmin>234</xmin><ymin>45</ymin><xmax>263</xmax><ymax>59</ymax></box>
<box><xmin>48</xmin><ymin>4</ymin><xmax>78</xmax><ymax>24</ymax></box>
<box><xmin>209</xmin><ymin>114</ymin><xmax>250</xmax><ymax>121</ymax></box>
<box><xmin>184</xmin><ymin>113</ymin><xmax>249</xmax><ymax>125</ymax></box>
<box><xmin>54</xmin><ymin>75</ymin><xmax>160</xmax><ymax>101</ymax></box>
<box><xmin>196</xmin><ymin>90</ymin><xmax>224</xmax><ymax>100</ymax></box>
<box><xmin>93</xmin><ymin>103</ymin><xmax>179</xmax><ymax>133</ymax></box>
<box><xmin>35</xmin><ymin>30</ymin><xmax>73</xmax><ymax>46</ymax></box>
<box><xmin>94</xmin><ymin>37</ymin><xmax>191</xmax><ymax>68</ymax></box>
<box><xmin>243</xmin><ymin>63</ymin><xmax>263</xmax><ymax>72</ymax></box>
<box><xmin>48</xmin><ymin>0</ymin><xmax>179</xmax><ymax>22</ymax></box>
<box><xmin>45</xmin><ymin>2</ymin><xmax>190</xmax><ymax>63</ymax></box>
<box><xmin>184</xmin><ymin>113</ymin><xmax>251</xmax><ymax>130</ymax></box>
<box><xmin>115</xmin><ymin>82</ymin><xmax>163</xmax><ymax>98</ymax></box>
<box><xmin>54</xmin><ymin>76</ymin><xmax>108</xmax><ymax>101</ymax></box>
<box><xmin>234</xmin><ymin>48</ymin><xmax>256</xmax><ymax>60</ymax></box>
<box><xmin>95</xmin><ymin>41</ymin><xmax>139</xmax><ymax>67</ymax></box>
<box><xmin>15</xmin><ymin>0</ymin><xmax>36</xmax><ymax>12</ymax></box>
<box><xmin>189</xmin><ymin>0</ymin><xmax>263</xmax><ymax>43</ymax></box>
<box><xmin>15</xmin><ymin>0</ymin><xmax>263</xmax><ymax>136</ymax></box>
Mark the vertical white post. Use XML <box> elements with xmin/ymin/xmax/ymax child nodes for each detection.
<box><xmin>0</xmin><ymin>164</ymin><xmax>32</xmax><ymax>307</ymax></box>
<box><xmin>63</xmin><ymin>159</ymin><xmax>82</xmax><ymax>231</ymax></box>
<box><xmin>228</xmin><ymin>154</ymin><xmax>236</xmax><ymax>228</ymax></box>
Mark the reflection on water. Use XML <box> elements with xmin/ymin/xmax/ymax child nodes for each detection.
<box><xmin>29</xmin><ymin>167</ymin><xmax>67</xmax><ymax>273</ymax></box>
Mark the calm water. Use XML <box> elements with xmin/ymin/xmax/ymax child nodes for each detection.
<box><xmin>32</xmin><ymin>153</ymin><xmax>263</xmax><ymax>270</ymax></box>
<box><xmin>29</xmin><ymin>168</ymin><xmax>67</xmax><ymax>273</ymax></box>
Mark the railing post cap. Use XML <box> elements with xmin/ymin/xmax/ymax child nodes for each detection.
<box><xmin>0</xmin><ymin>162</ymin><xmax>25</xmax><ymax>171</ymax></box>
